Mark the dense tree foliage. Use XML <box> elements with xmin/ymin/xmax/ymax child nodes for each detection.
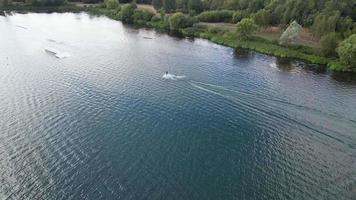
<box><xmin>169</xmin><ymin>12</ymin><xmax>193</xmax><ymax>30</ymax></box>
<box><xmin>236</xmin><ymin>18</ymin><xmax>258</xmax><ymax>39</ymax></box>
<box><xmin>232</xmin><ymin>11</ymin><xmax>243</xmax><ymax>23</ymax></box>
<box><xmin>120</xmin><ymin>4</ymin><xmax>136</xmax><ymax>23</ymax></box>
<box><xmin>152</xmin><ymin>0</ymin><xmax>162</xmax><ymax>9</ymax></box>
<box><xmin>337</xmin><ymin>34</ymin><xmax>356</xmax><ymax>70</ymax></box>
<box><xmin>320</xmin><ymin>32</ymin><xmax>339</xmax><ymax>56</ymax></box>
<box><xmin>163</xmin><ymin>0</ymin><xmax>176</xmax><ymax>12</ymax></box>
<box><xmin>105</xmin><ymin>0</ymin><xmax>119</xmax><ymax>9</ymax></box>
<box><xmin>144</xmin><ymin>0</ymin><xmax>355</xmax><ymax>37</ymax></box>
<box><xmin>133</xmin><ymin>9</ymin><xmax>154</xmax><ymax>24</ymax></box>
<box><xmin>31</xmin><ymin>0</ymin><xmax>65</xmax><ymax>6</ymax></box>
<box><xmin>197</xmin><ymin>10</ymin><xmax>234</xmax><ymax>23</ymax></box>
<box><xmin>252</xmin><ymin>9</ymin><xmax>271</xmax><ymax>27</ymax></box>
<box><xmin>187</xmin><ymin>0</ymin><xmax>203</xmax><ymax>13</ymax></box>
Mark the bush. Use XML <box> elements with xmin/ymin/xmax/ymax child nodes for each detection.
<box><xmin>197</xmin><ymin>10</ymin><xmax>234</xmax><ymax>23</ymax></box>
<box><xmin>320</xmin><ymin>32</ymin><xmax>339</xmax><ymax>56</ymax></box>
<box><xmin>208</xmin><ymin>26</ymin><xmax>227</xmax><ymax>34</ymax></box>
<box><xmin>120</xmin><ymin>4</ymin><xmax>136</xmax><ymax>23</ymax></box>
<box><xmin>133</xmin><ymin>9</ymin><xmax>154</xmax><ymax>25</ymax></box>
<box><xmin>236</xmin><ymin>18</ymin><xmax>258</xmax><ymax>40</ymax></box>
<box><xmin>169</xmin><ymin>12</ymin><xmax>194</xmax><ymax>31</ymax></box>
<box><xmin>181</xmin><ymin>24</ymin><xmax>206</xmax><ymax>37</ymax></box>
<box><xmin>232</xmin><ymin>11</ymin><xmax>243</xmax><ymax>23</ymax></box>
<box><xmin>151</xmin><ymin>15</ymin><xmax>161</xmax><ymax>22</ymax></box>
<box><xmin>105</xmin><ymin>0</ymin><xmax>119</xmax><ymax>9</ymax></box>
<box><xmin>32</xmin><ymin>0</ymin><xmax>65</xmax><ymax>6</ymax></box>
<box><xmin>337</xmin><ymin>34</ymin><xmax>356</xmax><ymax>71</ymax></box>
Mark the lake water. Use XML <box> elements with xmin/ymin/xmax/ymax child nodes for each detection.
<box><xmin>0</xmin><ymin>12</ymin><xmax>356</xmax><ymax>200</ymax></box>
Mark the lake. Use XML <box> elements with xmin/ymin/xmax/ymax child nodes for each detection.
<box><xmin>0</xmin><ymin>12</ymin><xmax>356</xmax><ymax>200</ymax></box>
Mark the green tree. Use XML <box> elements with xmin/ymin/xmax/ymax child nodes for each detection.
<box><xmin>236</xmin><ymin>18</ymin><xmax>258</xmax><ymax>40</ymax></box>
<box><xmin>320</xmin><ymin>32</ymin><xmax>339</xmax><ymax>56</ymax></box>
<box><xmin>120</xmin><ymin>4</ymin><xmax>136</xmax><ymax>23</ymax></box>
<box><xmin>152</xmin><ymin>0</ymin><xmax>162</xmax><ymax>10</ymax></box>
<box><xmin>337</xmin><ymin>34</ymin><xmax>356</xmax><ymax>70</ymax></box>
<box><xmin>232</xmin><ymin>11</ymin><xmax>243</xmax><ymax>23</ymax></box>
<box><xmin>188</xmin><ymin>0</ymin><xmax>203</xmax><ymax>13</ymax></box>
<box><xmin>279</xmin><ymin>20</ymin><xmax>302</xmax><ymax>45</ymax></box>
<box><xmin>133</xmin><ymin>9</ymin><xmax>154</xmax><ymax>24</ymax></box>
<box><xmin>176</xmin><ymin>0</ymin><xmax>188</xmax><ymax>11</ymax></box>
<box><xmin>253</xmin><ymin>9</ymin><xmax>271</xmax><ymax>27</ymax></box>
<box><xmin>169</xmin><ymin>12</ymin><xmax>193</xmax><ymax>30</ymax></box>
<box><xmin>312</xmin><ymin>10</ymin><xmax>340</xmax><ymax>37</ymax></box>
<box><xmin>105</xmin><ymin>0</ymin><xmax>119</xmax><ymax>9</ymax></box>
<box><xmin>197</xmin><ymin>10</ymin><xmax>234</xmax><ymax>23</ymax></box>
<box><xmin>337</xmin><ymin>17</ymin><xmax>354</xmax><ymax>38</ymax></box>
<box><xmin>163</xmin><ymin>0</ymin><xmax>176</xmax><ymax>13</ymax></box>
<box><xmin>32</xmin><ymin>0</ymin><xmax>64</xmax><ymax>6</ymax></box>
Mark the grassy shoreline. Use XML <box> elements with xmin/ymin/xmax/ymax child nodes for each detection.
<box><xmin>0</xmin><ymin>4</ymin><xmax>349</xmax><ymax>72</ymax></box>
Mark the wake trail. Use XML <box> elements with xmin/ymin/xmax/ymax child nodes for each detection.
<box><xmin>187</xmin><ymin>80</ymin><xmax>356</xmax><ymax>147</ymax></box>
<box><xmin>189</xmin><ymin>80</ymin><xmax>356</xmax><ymax>125</ymax></box>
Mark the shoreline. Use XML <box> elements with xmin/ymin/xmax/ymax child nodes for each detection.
<box><xmin>0</xmin><ymin>4</ymin><xmax>351</xmax><ymax>73</ymax></box>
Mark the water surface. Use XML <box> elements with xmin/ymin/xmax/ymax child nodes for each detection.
<box><xmin>0</xmin><ymin>13</ymin><xmax>356</xmax><ymax>200</ymax></box>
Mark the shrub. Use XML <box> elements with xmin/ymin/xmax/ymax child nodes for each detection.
<box><xmin>169</xmin><ymin>12</ymin><xmax>194</xmax><ymax>31</ymax></box>
<box><xmin>337</xmin><ymin>34</ymin><xmax>356</xmax><ymax>71</ymax></box>
<box><xmin>236</xmin><ymin>18</ymin><xmax>258</xmax><ymax>40</ymax></box>
<box><xmin>182</xmin><ymin>25</ymin><xmax>206</xmax><ymax>37</ymax></box>
<box><xmin>151</xmin><ymin>15</ymin><xmax>161</xmax><ymax>22</ymax></box>
<box><xmin>208</xmin><ymin>26</ymin><xmax>227</xmax><ymax>34</ymax></box>
<box><xmin>105</xmin><ymin>0</ymin><xmax>119</xmax><ymax>9</ymax></box>
<box><xmin>232</xmin><ymin>11</ymin><xmax>243</xmax><ymax>23</ymax></box>
<box><xmin>133</xmin><ymin>9</ymin><xmax>154</xmax><ymax>25</ymax></box>
<box><xmin>197</xmin><ymin>10</ymin><xmax>234</xmax><ymax>23</ymax></box>
<box><xmin>120</xmin><ymin>4</ymin><xmax>136</xmax><ymax>23</ymax></box>
<box><xmin>320</xmin><ymin>32</ymin><xmax>339</xmax><ymax>56</ymax></box>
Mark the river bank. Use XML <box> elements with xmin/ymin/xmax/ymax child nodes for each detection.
<box><xmin>0</xmin><ymin>3</ymin><xmax>349</xmax><ymax>72</ymax></box>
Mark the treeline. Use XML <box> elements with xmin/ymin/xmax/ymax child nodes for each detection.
<box><xmin>101</xmin><ymin>0</ymin><xmax>356</xmax><ymax>71</ymax></box>
<box><xmin>124</xmin><ymin>0</ymin><xmax>356</xmax><ymax>38</ymax></box>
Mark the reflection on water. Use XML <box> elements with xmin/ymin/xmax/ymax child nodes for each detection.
<box><xmin>331</xmin><ymin>71</ymin><xmax>356</xmax><ymax>84</ymax></box>
<box><xmin>0</xmin><ymin>12</ymin><xmax>356</xmax><ymax>200</ymax></box>
<box><xmin>275</xmin><ymin>57</ymin><xmax>295</xmax><ymax>71</ymax></box>
<box><xmin>233</xmin><ymin>48</ymin><xmax>254</xmax><ymax>59</ymax></box>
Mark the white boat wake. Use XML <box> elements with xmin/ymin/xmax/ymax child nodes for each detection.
<box><xmin>162</xmin><ymin>73</ymin><xmax>186</xmax><ymax>80</ymax></box>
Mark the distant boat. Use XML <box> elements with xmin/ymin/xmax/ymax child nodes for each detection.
<box><xmin>143</xmin><ymin>36</ymin><xmax>153</xmax><ymax>39</ymax></box>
